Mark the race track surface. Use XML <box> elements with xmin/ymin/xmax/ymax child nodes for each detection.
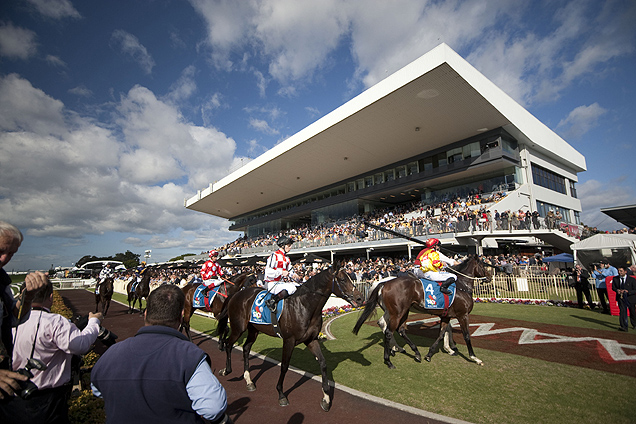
<box><xmin>62</xmin><ymin>289</ymin><xmax>464</xmax><ymax>424</ymax></box>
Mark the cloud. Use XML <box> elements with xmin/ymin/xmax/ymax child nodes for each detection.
<box><xmin>557</xmin><ymin>103</ymin><xmax>607</xmax><ymax>139</ymax></box>
<box><xmin>166</xmin><ymin>65</ymin><xmax>197</xmax><ymax>103</ymax></box>
<box><xmin>577</xmin><ymin>179</ymin><xmax>636</xmax><ymax>230</ymax></box>
<box><xmin>111</xmin><ymin>29</ymin><xmax>155</xmax><ymax>74</ymax></box>
<box><xmin>25</xmin><ymin>0</ymin><xmax>81</xmax><ymax>19</ymax></box>
<box><xmin>0</xmin><ymin>22</ymin><xmax>38</xmax><ymax>60</ymax></box>
<box><xmin>68</xmin><ymin>85</ymin><xmax>93</xmax><ymax>97</ymax></box>
<box><xmin>0</xmin><ymin>73</ymin><xmax>237</xmax><ymax>242</ymax></box>
<box><xmin>248</xmin><ymin>117</ymin><xmax>279</xmax><ymax>135</ymax></box>
<box><xmin>45</xmin><ymin>54</ymin><xmax>66</xmax><ymax>68</ymax></box>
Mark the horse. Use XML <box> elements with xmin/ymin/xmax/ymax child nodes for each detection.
<box><xmin>179</xmin><ymin>272</ymin><xmax>258</xmax><ymax>345</ymax></box>
<box><xmin>216</xmin><ymin>265</ymin><xmax>364</xmax><ymax>411</ymax></box>
<box><xmin>126</xmin><ymin>269</ymin><xmax>153</xmax><ymax>315</ymax></box>
<box><xmin>95</xmin><ymin>277</ymin><xmax>114</xmax><ymax>316</ymax></box>
<box><xmin>352</xmin><ymin>255</ymin><xmax>490</xmax><ymax>368</ymax></box>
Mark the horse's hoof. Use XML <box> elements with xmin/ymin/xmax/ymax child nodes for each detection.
<box><xmin>246</xmin><ymin>383</ymin><xmax>256</xmax><ymax>392</ymax></box>
<box><xmin>415</xmin><ymin>355</ymin><xmax>422</xmax><ymax>363</ymax></box>
<box><xmin>278</xmin><ymin>397</ymin><xmax>289</xmax><ymax>407</ymax></box>
<box><xmin>385</xmin><ymin>362</ymin><xmax>396</xmax><ymax>369</ymax></box>
<box><xmin>219</xmin><ymin>369</ymin><xmax>229</xmax><ymax>377</ymax></box>
<box><xmin>320</xmin><ymin>399</ymin><xmax>331</xmax><ymax>412</ymax></box>
<box><xmin>424</xmin><ymin>356</ymin><xmax>431</xmax><ymax>362</ymax></box>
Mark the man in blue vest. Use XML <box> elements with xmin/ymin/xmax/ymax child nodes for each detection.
<box><xmin>91</xmin><ymin>285</ymin><xmax>231</xmax><ymax>424</ymax></box>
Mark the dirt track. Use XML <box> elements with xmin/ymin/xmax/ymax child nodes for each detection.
<box><xmin>62</xmin><ymin>289</ymin><xmax>462</xmax><ymax>424</ymax></box>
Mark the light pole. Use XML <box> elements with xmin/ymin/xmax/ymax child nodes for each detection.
<box><xmin>144</xmin><ymin>250</ymin><xmax>151</xmax><ymax>265</ymax></box>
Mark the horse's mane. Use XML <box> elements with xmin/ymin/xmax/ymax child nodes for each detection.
<box><xmin>292</xmin><ymin>267</ymin><xmax>332</xmax><ymax>297</ymax></box>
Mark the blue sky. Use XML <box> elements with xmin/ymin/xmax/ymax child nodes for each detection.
<box><xmin>1</xmin><ymin>0</ymin><xmax>635</xmax><ymax>271</ymax></box>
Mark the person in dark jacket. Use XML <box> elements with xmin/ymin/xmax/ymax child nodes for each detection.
<box><xmin>611</xmin><ymin>265</ymin><xmax>636</xmax><ymax>332</ymax></box>
<box><xmin>91</xmin><ymin>285</ymin><xmax>231</xmax><ymax>423</ymax></box>
<box><xmin>572</xmin><ymin>264</ymin><xmax>594</xmax><ymax>310</ymax></box>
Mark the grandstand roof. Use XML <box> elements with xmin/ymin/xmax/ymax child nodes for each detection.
<box><xmin>600</xmin><ymin>204</ymin><xmax>636</xmax><ymax>229</ymax></box>
<box><xmin>185</xmin><ymin>43</ymin><xmax>586</xmax><ymax>220</ymax></box>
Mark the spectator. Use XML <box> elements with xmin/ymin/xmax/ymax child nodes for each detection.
<box><xmin>572</xmin><ymin>264</ymin><xmax>594</xmax><ymax>310</ymax></box>
<box><xmin>0</xmin><ymin>221</ymin><xmax>47</xmax><ymax>399</ymax></box>
<box><xmin>91</xmin><ymin>284</ymin><xmax>230</xmax><ymax>423</ymax></box>
<box><xmin>1</xmin><ymin>280</ymin><xmax>102</xmax><ymax>424</ymax></box>
<box><xmin>591</xmin><ymin>260</ymin><xmax>617</xmax><ymax>314</ymax></box>
<box><xmin>611</xmin><ymin>265</ymin><xmax>636</xmax><ymax>331</ymax></box>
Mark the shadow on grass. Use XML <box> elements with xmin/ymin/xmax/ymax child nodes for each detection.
<box><xmin>570</xmin><ymin>314</ymin><xmax>617</xmax><ymax>330</ymax></box>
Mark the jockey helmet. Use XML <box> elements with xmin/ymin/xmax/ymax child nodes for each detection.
<box><xmin>426</xmin><ymin>238</ymin><xmax>440</xmax><ymax>248</ymax></box>
<box><xmin>141</xmin><ymin>261</ymin><xmax>146</xmax><ymax>266</ymax></box>
<box><xmin>208</xmin><ymin>250</ymin><xmax>219</xmax><ymax>258</ymax></box>
<box><xmin>276</xmin><ymin>235</ymin><xmax>294</xmax><ymax>247</ymax></box>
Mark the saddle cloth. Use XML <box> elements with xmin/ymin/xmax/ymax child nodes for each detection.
<box><xmin>249</xmin><ymin>291</ymin><xmax>284</xmax><ymax>325</ymax></box>
<box><xmin>419</xmin><ymin>278</ymin><xmax>456</xmax><ymax>309</ymax></box>
<box><xmin>192</xmin><ymin>285</ymin><xmax>221</xmax><ymax>308</ymax></box>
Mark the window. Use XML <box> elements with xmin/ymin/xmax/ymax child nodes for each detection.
<box><xmin>356</xmin><ymin>178</ymin><xmax>365</xmax><ymax>190</ymax></box>
<box><xmin>374</xmin><ymin>173</ymin><xmax>384</xmax><ymax>185</ymax></box>
<box><xmin>574</xmin><ymin>211</ymin><xmax>581</xmax><ymax>225</ymax></box>
<box><xmin>531</xmin><ymin>164</ymin><xmax>566</xmax><ymax>194</ymax></box>
<box><xmin>569</xmin><ymin>181</ymin><xmax>578</xmax><ymax>198</ymax></box>
<box><xmin>384</xmin><ymin>170</ymin><xmax>395</xmax><ymax>182</ymax></box>
<box><xmin>364</xmin><ymin>176</ymin><xmax>374</xmax><ymax>187</ymax></box>
<box><xmin>408</xmin><ymin>161</ymin><xmax>419</xmax><ymax>175</ymax></box>
<box><xmin>396</xmin><ymin>165</ymin><xmax>407</xmax><ymax>178</ymax></box>
<box><xmin>447</xmin><ymin>147</ymin><xmax>462</xmax><ymax>164</ymax></box>
<box><xmin>420</xmin><ymin>157</ymin><xmax>433</xmax><ymax>172</ymax></box>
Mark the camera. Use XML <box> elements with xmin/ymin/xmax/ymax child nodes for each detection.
<box><xmin>16</xmin><ymin>358</ymin><xmax>47</xmax><ymax>399</ymax></box>
<box><xmin>74</xmin><ymin>315</ymin><xmax>118</xmax><ymax>347</ymax></box>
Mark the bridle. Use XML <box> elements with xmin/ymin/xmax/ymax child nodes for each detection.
<box><xmin>331</xmin><ymin>269</ymin><xmax>357</xmax><ymax>305</ymax></box>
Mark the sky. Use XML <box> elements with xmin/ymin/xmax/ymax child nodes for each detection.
<box><xmin>1</xmin><ymin>0</ymin><xmax>635</xmax><ymax>271</ymax></box>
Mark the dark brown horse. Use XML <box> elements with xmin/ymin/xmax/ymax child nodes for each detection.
<box><xmin>353</xmin><ymin>255</ymin><xmax>490</xmax><ymax>368</ymax></box>
<box><xmin>217</xmin><ymin>265</ymin><xmax>363</xmax><ymax>411</ymax></box>
<box><xmin>179</xmin><ymin>272</ymin><xmax>258</xmax><ymax>344</ymax></box>
<box><xmin>95</xmin><ymin>277</ymin><xmax>114</xmax><ymax>316</ymax></box>
<box><xmin>126</xmin><ymin>269</ymin><xmax>153</xmax><ymax>315</ymax></box>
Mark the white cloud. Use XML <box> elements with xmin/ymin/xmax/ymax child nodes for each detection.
<box><xmin>111</xmin><ymin>29</ymin><xmax>155</xmax><ymax>75</ymax></box>
<box><xmin>249</xmin><ymin>117</ymin><xmax>279</xmax><ymax>135</ymax></box>
<box><xmin>26</xmin><ymin>0</ymin><xmax>81</xmax><ymax>19</ymax></box>
<box><xmin>45</xmin><ymin>54</ymin><xmax>66</xmax><ymax>68</ymax></box>
<box><xmin>577</xmin><ymin>179</ymin><xmax>636</xmax><ymax>230</ymax></box>
<box><xmin>0</xmin><ymin>23</ymin><xmax>38</xmax><ymax>60</ymax></box>
<box><xmin>0</xmin><ymin>73</ymin><xmax>236</xmax><ymax>241</ymax></box>
<box><xmin>166</xmin><ymin>66</ymin><xmax>197</xmax><ymax>103</ymax></box>
<box><xmin>68</xmin><ymin>85</ymin><xmax>93</xmax><ymax>97</ymax></box>
<box><xmin>557</xmin><ymin>103</ymin><xmax>607</xmax><ymax>139</ymax></box>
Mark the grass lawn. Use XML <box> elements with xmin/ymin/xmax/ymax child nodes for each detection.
<box><xmin>109</xmin><ymin>292</ymin><xmax>635</xmax><ymax>423</ymax></box>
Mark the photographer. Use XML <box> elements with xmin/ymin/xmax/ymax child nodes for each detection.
<box><xmin>571</xmin><ymin>264</ymin><xmax>594</xmax><ymax>310</ymax></box>
<box><xmin>1</xmin><ymin>221</ymin><xmax>47</xmax><ymax>398</ymax></box>
<box><xmin>0</xmin><ymin>279</ymin><xmax>102</xmax><ymax>424</ymax></box>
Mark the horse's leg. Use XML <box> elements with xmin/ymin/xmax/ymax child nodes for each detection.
<box><xmin>306</xmin><ymin>339</ymin><xmax>331</xmax><ymax>412</ymax></box>
<box><xmin>442</xmin><ymin>320</ymin><xmax>458</xmax><ymax>355</ymax></box>
<box><xmin>181</xmin><ymin>307</ymin><xmax>194</xmax><ymax>342</ymax></box>
<box><xmin>458</xmin><ymin>314</ymin><xmax>483</xmax><ymax>365</ymax></box>
<box><xmin>241</xmin><ymin>326</ymin><xmax>258</xmax><ymax>392</ymax></box>
<box><xmin>104</xmin><ymin>298</ymin><xmax>111</xmax><ymax>317</ymax></box>
<box><xmin>276</xmin><ymin>338</ymin><xmax>295</xmax><ymax>406</ymax></box>
<box><xmin>219</xmin><ymin>314</ymin><xmax>247</xmax><ymax>377</ymax></box>
<box><xmin>95</xmin><ymin>294</ymin><xmax>99</xmax><ymax>313</ymax></box>
<box><xmin>424</xmin><ymin>319</ymin><xmax>449</xmax><ymax>362</ymax></box>
<box><xmin>377</xmin><ymin>312</ymin><xmax>404</xmax><ymax>355</ymax></box>
<box><xmin>396</xmin><ymin>322</ymin><xmax>421</xmax><ymax>363</ymax></box>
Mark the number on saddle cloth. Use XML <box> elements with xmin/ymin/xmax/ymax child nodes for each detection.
<box><xmin>249</xmin><ymin>291</ymin><xmax>283</xmax><ymax>326</ymax></box>
<box><xmin>419</xmin><ymin>278</ymin><xmax>456</xmax><ymax>309</ymax></box>
<box><xmin>193</xmin><ymin>285</ymin><xmax>221</xmax><ymax>308</ymax></box>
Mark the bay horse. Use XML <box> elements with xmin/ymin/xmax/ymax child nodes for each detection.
<box><xmin>353</xmin><ymin>255</ymin><xmax>490</xmax><ymax>368</ymax></box>
<box><xmin>95</xmin><ymin>277</ymin><xmax>114</xmax><ymax>317</ymax></box>
<box><xmin>126</xmin><ymin>269</ymin><xmax>153</xmax><ymax>315</ymax></box>
<box><xmin>217</xmin><ymin>265</ymin><xmax>364</xmax><ymax>411</ymax></box>
<box><xmin>179</xmin><ymin>272</ymin><xmax>258</xmax><ymax>344</ymax></box>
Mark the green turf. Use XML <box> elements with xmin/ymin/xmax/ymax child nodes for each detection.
<box><xmin>109</xmin><ymin>291</ymin><xmax>635</xmax><ymax>423</ymax></box>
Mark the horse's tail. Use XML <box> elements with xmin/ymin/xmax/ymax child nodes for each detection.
<box><xmin>352</xmin><ymin>282</ymin><xmax>383</xmax><ymax>335</ymax></box>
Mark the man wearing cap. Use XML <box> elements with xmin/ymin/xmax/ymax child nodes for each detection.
<box><xmin>591</xmin><ymin>260</ymin><xmax>617</xmax><ymax>314</ymax></box>
<box><xmin>414</xmin><ymin>238</ymin><xmax>459</xmax><ymax>295</ymax></box>
<box><xmin>200</xmin><ymin>250</ymin><xmax>225</xmax><ymax>296</ymax></box>
<box><xmin>264</xmin><ymin>236</ymin><xmax>299</xmax><ymax>312</ymax></box>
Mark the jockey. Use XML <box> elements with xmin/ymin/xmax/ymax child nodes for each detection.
<box><xmin>200</xmin><ymin>250</ymin><xmax>225</xmax><ymax>295</ymax></box>
<box><xmin>97</xmin><ymin>263</ymin><xmax>114</xmax><ymax>294</ymax></box>
<box><xmin>414</xmin><ymin>238</ymin><xmax>459</xmax><ymax>295</ymax></box>
<box><xmin>132</xmin><ymin>261</ymin><xmax>147</xmax><ymax>292</ymax></box>
<box><xmin>264</xmin><ymin>236</ymin><xmax>299</xmax><ymax>312</ymax></box>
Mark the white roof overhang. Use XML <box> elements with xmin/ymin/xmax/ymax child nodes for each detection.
<box><xmin>186</xmin><ymin>43</ymin><xmax>586</xmax><ymax>220</ymax></box>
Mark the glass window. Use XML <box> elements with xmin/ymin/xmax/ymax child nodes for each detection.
<box><xmin>384</xmin><ymin>170</ymin><xmax>395</xmax><ymax>182</ymax></box>
<box><xmin>574</xmin><ymin>211</ymin><xmax>581</xmax><ymax>225</ymax></box>
<box><xmin>364</xmin><ymin>176</ymin><xmax>374</xmax><ymax>187</ymax></box>
<box><xmin>420</xmin><ymin>157</ymin><xmax>433</xmax><ymax>172</ymax></box>
<box><xmin>569</xmin><ymin>181</ymin><xmax>578</xmax><ymax>198</ymax></box>
<box><xmin>356</xmin><ymin>178</ymin><xmax>365</xmax><ymax>190</ymax></box>
<box><xmin>374</xmin><ymin>173</ymin><xmax>384</xmax><ymax>185</ymax></box>
<box><xmin>347</xmin><ymin>181</ymin><xmax>355</xmax><ymax>192</ymax></box>
<box><xmin>408</xmin><ymin>161</ymin><xmax>418</xmax><ymax>175</ymax></box>
<box><xmin>447</xmin><ymin>147</ymin><xmax>462</xmax><ymax>164</ymax></box>
<box><xmin>396</xmin><ymin>165</ymin><xmax>407</xmax><ymax>178</ymax></box>
<box><xmin>531</xmin><ymin>164</ymin><xmax>566</xmax><ymax>194</ymax></box>
<box><xmin>435</xmin><ymin>153</ymin><xmax>447</xmax><ymax>167</ymax></box>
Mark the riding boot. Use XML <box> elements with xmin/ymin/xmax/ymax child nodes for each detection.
<box><xmin>440</xmin><ymin>278</ymin><xmax>455</xmax><ymax>295</ymax></box>
<box><xmin>266</xmin><ymin>290</ymin><xmax>289</xmax><ymax>312</ymax></box>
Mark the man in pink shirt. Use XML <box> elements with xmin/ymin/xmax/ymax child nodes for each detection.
<box><xmin>1</xmin><ymin>280</ymin><xmax>102</xmax><ymax>424</ymax></box>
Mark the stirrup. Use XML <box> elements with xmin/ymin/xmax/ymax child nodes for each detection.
<box><xmin>265</xmin><ymin>298</ymin><xmax>277</xmax><ymax>312</ymax></box>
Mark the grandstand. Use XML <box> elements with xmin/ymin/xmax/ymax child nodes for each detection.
<box><xmin>185</xmin><ymin>43</ymin><xmax>584</xmax><ymax>260</ymax></box>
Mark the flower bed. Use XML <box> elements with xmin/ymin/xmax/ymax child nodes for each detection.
<box><xmin>474</xmin><ymin>297</ymin><xmax>597</xmax><ymax>308</ymax></box>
